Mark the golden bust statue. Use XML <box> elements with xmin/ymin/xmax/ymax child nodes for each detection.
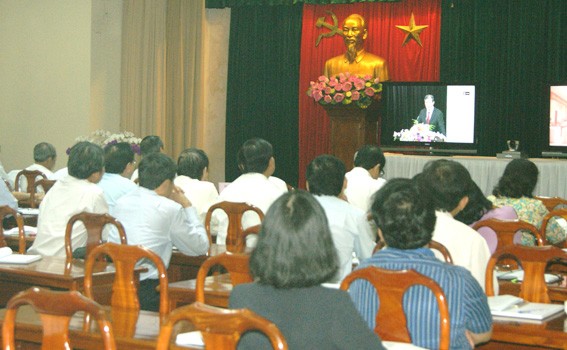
<box><xmin>323</xmin><ymin>14</ymin><xmax>389</xmax><ymax>82</ymax></box>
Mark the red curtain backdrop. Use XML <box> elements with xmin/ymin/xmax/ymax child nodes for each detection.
<box><xmin>298</xmin><ymin>0</ymin><xmax>441</xmax><ymax>188</ymax></box>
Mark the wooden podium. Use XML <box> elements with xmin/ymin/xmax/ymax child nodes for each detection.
<box><xmin>323</xmin><ymin>101</ymin><xmax>380</xmax><ymax>170</ymax></box>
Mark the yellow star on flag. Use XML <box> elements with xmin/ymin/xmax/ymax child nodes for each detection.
<box><xmin>395</xmin><ymin>12</ymin><xmax>428</xmax><ymax>47</ymax></box>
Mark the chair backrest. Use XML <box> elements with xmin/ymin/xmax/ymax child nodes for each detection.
<box><xmin>485</xmin><ymin>244</ymin><xmax>567</xmax><ymax>303</ymax></box>
<box><xmin>14</xmin><ymin>169</ymin><xmax>46</xmax><ymax>193</ymax></box>
<box><xmin>428</xmin><ymin>240</ymin><xmax>453</xmax><ymax>264</ymax></box>
<box><xmin>0</xmin><ymin>205</ymin><xmax>26</xmax><ymax>254</ymax></box>
<box><xmin>472</xmin><ymin>218</ymin><xmax>545</xmax><ymax>250</ymax></box>
<box><xmin>340</xmin><ymin>266</ymin><xmax>450</xmax><ymax>349</ymax></box>
<box><xmin>65</xmin><ymin>212</ymin><xmax>128</xmax><ymax>261</ymax></box>
<box><xmin>2</xmin><ymin>287</ymin><xmax>116</xmax><ymax>350</ymax></box>
<box><xmin>28</xmin><ymin>179</ymin><xmax>57</xmax><ymax>208</ymax></box>
<box><xmin>195</xmin><ymin>252</ymin><xmax>253</xmax><ymax>303</ymax></box>
<box><xmin>205</xmin><ymin>201</ymin><xmax>264</xmax><ymax>252</ymax></box>
<box><xmin>83</xmin><ymin>242</ymin><xmax>169</xmax><ymax>330</ymax></box>
<box><xmin>156</xmin><ymin>301</ymin><xmax>288</xmax><ymax>350</ymax></box>
<box><xmin>535</xmin><ymin>196</ymin><xmax>567</xmax><ymax>212</ymax></box>
<box><xmin>540</xmin><ymin>208</ymin><xmax>567</xmax><ymax>247</ymax></box>
<box><xmin>372</xmin><ymin>240</ymin><xmax>452</xmax><ymax>264</ymax></box>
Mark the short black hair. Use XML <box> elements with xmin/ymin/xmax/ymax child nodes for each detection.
<box><xmin>67</xmin><ymin>142</ymin><xmax>104</xmax><ymax>180</ymax></box>
<box><xmin>33</xmin><ymin>142</ymin><xmax>56</xmax><ymax>162</ymax></box>
<box><xmin>139</xmin><ymin>153</ymin><xmax>176</xmax><ymax>190</ymax></box>
<box><xmin>140</xmin><ymin>135</ymin><xmax>164</xmax><ymax>156</ymax></box>
<box><xmin>414</xmin><ymin>159</ymin><xmax>472</xmax><ymax>212</ymax></box>
<box><xmin>237</xmin><ymin>138</ymin><xmax>273</xmax><ymax>174</ymax></box>
<box><xmin>104</xmin><ymin>142</ymin><xmax>134</xmax><ymax>174</ymax></box>
<box><xmin>177</xmin><ymin>148</ymin><xmax>209</xmax><ymax>180</ymax></box>
<box><xmin>306</xmin><ymin>155</ymin><xmax>345</xmax><ymax>196</ymax></box>
<box><xmin>371</xmin><ymin>178</ymin><xmax>436</xmax><ymax>250</ymax></box>
<box><xmin>455</xmin><ymin>181</ymin><xmax>493</xmax><ymax>225</ymax></box>
<box><xmin>250</xmin><ymin>190</ymin><xmax>339</xmax><ymax>288</ymax></box>
<box><xmin>354</xmin><ymin>145</ymin><xmax>386</xmax><ymax>171</ymax></box>
<box><xmin>492</xmin><ymin>159</ymin><xmax>539</xmax><ymax>198</ymax></box>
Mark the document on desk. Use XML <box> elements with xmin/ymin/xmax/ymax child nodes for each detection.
<box><xmin>3</xmin><ymin>226</ymin><xmax>37</xmax><ymax>236</ymax></box>
<box><xmin>176</xmin><ymin>331</ymin><xmax>204</xmax><ymax>348</ymax></box>
<box><xmin>0</xmin><ymin>247</ymin><xmax>41</xmax><ymax>264</ymax></box>
<box><xmin>496</xmin><ymin>269</ymin><xmax>562</xmax><ymax>284</ymax></box>
<box><xmin>488</xmin><ymin>295</ymin><xmax>564</xmax><ymax>321</ymax></box>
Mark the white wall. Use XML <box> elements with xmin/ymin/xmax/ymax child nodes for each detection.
<box><xmin>0</xmin><ymin>0</ymin><xmax>123</xmax><ymax>173</ymax></box>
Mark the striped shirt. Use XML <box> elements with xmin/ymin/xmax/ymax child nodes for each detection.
<box><xmin>348</xmin><ymin>248</ymin><xmax>492</xmax><ymax>350</ymax></box>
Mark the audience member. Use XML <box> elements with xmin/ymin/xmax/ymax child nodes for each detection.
<box><xmin>488</xmin><ymin>158</ymin><xmax>567</xmax><ymax>245</ymax></box>
<box><xmin>0</xmin><ymin>180</ymin><xmax>18</xmax><ymax>210</ymax></box>
<box><xmin>229</xmin><ymin>190</ymin><xmax>384</xmax><ymax>349</ymax></box>
<box><xmin>306</xmin><ymin>155</ymin><xmax>375</xmax><ymax>281</ymax></box>
<box><xmin>455</xmin><ymin>181</ymin><xmax>517</xmax><ymax>253</ymax></box>
<box><xmin>414</xmin><ymin>159</ymin><xmax>491</xmax><ymax>289</ymax></box>
<box><xmin>344</xmin><ymin>145</ymin><xmax>387</xmax><ymax>212</ymax></box>
<box><xmin>12</xmin><ymin>142</ymin><xmax>57</xmax><ymax>192</ymax></box>
<box><xmin>349</xmin><ymin>178</ymin><xmax>492</xmax><ymax>349</ymax></box>
<box><xmin>215</xmin><ymin>138</ymin><xmax>286</xmax><ymax>246</ymax></box>
<box><xmin>0</xmin><ymin>159</ymin><xmax>9</xmax><ymax>182</ymax></box>
<box><xmin>112</xmin><ymin>153</ymin><xmax>209</xmax><ymax>311</ymax></box>
<box><xmin>97</xmin><ymin>142</ymin><xmax>138</xmax><ymax>213</ymax></box>
<box><xmin>174</xmin><ymin>148</ymin><xmax>219</xmax><ymax>223</ymax></box>
<box><xmin>130</xmin><ymin>135</ymin><xmax>164</xmax><ymax>182</ymax></box>
<box><xmin>29</xmin><ymin>142</ymin><xmax>107</xmax><ymax>257</ymax></box>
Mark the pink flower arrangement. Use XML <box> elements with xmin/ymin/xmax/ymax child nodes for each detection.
<box><xmin>307</xmin><ymin>73</ymin><xmax>382</xmax><ymax>109</ymax></box>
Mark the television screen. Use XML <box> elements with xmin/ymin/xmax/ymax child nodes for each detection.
<box><xmin>549</xmin><ymin>85</ymin><xmax>567</xmax><ymax>147</ymax></box>
<box><xmin>380</xmin><ymin>82</ymin><xmax>477</xmax><ymax>150</ymax></box>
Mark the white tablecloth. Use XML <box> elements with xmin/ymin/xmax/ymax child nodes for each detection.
<box><xmin>383</xmin><ymin>155</ymin><xmax>567</xmax><ymax>198</ymax></box>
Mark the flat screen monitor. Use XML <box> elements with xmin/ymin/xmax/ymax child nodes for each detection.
<box><xmin>549</xmin><ymin>85</ymin><xmax>567</xmax><ymax>148</ymax></box>
<box><xmin>380</xmin><ymin>82</ymin><xmax>477</xmax><ymax>153</ymax></box>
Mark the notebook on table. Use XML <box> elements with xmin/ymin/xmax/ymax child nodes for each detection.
<box><xmin>488</xmin><ymin>295</ymin><xmax>564</xmax><ymax>321</ymax></box>
<box><xmin>0</xmin><ymin>247</ymin><xmax>41</xmax><ymax>264</ymax></box>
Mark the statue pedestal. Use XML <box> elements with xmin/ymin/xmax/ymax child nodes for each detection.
<box><xmin>323</xmin><ymin>102</ymin><xmax>380</xmax><ymax>170</ymax></box>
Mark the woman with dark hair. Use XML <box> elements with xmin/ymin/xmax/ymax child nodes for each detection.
<box><xmin>455</xmin><ymin>182</ymin><xmax>517</xmax><ymax>253</ymax></box>
<box><xmin>229</xmin><ymin>190</ymin><xmax>384</xmax><ymax>349</ymax></box>
<box><xmin>488</xmin><ymin>159</ymin><xmax>566</xmax><ymax>245</ymax></box>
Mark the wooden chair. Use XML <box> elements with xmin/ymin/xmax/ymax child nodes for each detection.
<box><xmin>84</xmin><ymin>242</ymin><xmax>170</xmax><ymax>333</ymax></box>
<box><xmin>535</xmin><ymin>196</ymin><xmax>567</xmax><ymax>212</ymax></box>
<box><xmin>2</xmin><ymin>287</ymin><xmax>116</xmax><ymax>350</ymax></box>
<box><xmin>14</xmin><ymin>170</ymin><xmax>46</xmax><ymax>208</ymax></box>
<box><xmin>340</xmin><ymin>266</ymin><xmax>450</xmax><ymax>349</ymax></box>
<box><xmin>27</xmin><ymin>178</ymin><xmax>57</xmax><ymax>208</ymax></box>
<box><xmin>205</xmin><ymin>201</ymin><xmax>264</xmax><ymax>252</ymax></box>
<box><xmin>0</xmin><ymin>205</ymin><xmax>26</xmax><ymax>254</ymax></box>
<box><xmin>372</xmin><ymin>240</ymin><xmax>453</xmax><ymax>264</ymax></box>
<box><xmin>65</xmin><ymin>212</ymin><xmax>128</xmax><ymax>261</ymax></box>
<box><xmin>485</xmin><ymin>244</ymin><xmax>567</xmax><ymax>303</ymax></box>
<box><xmin>195</xmin><ymin>252</ymin><xmax>253</xmax><ymax>303</ymax></box>
<box><xmin>472</xmin><ymin>218</ymin><xmax>546</xmax><ymax>250</ymax></box>
<box><xmin>540</xmin><ymin>208</ymin><xmax>567</xmax><ymax>248</ymax></box>
<box><xmin>156</xmin><ymin>301</ymin><xmax>288</xmax><ymax>350</ymax></box>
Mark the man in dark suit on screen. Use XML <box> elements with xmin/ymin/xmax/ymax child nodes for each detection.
<box><xmin>416</xmin><ymin>94</ymin><xmax>446</xmax><ymax>135</ymax></box>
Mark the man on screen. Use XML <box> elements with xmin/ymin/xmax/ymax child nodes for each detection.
<box><xmin>417</xmin><ymin>94</ymin><xmax>446</xmax><ymax>135</ymax></box>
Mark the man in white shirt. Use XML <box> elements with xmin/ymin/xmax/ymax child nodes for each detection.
<box><xmin>306</xmin><ymin>154</ymin><xmax>376</xmax><ymax>282</ymax></box>
<box><xmin>414</xmin><ymin>159</ymin><xmax>491</xmax><ymax>290</ymax></box>
<box><xmin>215</xmin><ymin>138</ymin><xmax>287</xmax><ymax>246</ymax></box>
<box><xmin>28</xmin><ymin>142</ymin><xmax>108</xmax><ymax>257</ymax></box>
<box><xmin>112</xmin><ymin>152</ymin><xmax>209</xmax><ymax>311</ymax></box>
<box><xmin>11</xmin><ymin>142</ymin><xmax>57</xmax><ymax>192</ymax></box>
<box><xmin>345</xmin><ymin>145</ymin><xmax>387</xmax><ymax>212</ymax></box>
<box><xmin>97</xmin><ymin>142</ymin><xmax>138</xmax><ymax>213</ymax></box>
<box><xmin>174</xmin><ymin>148</ymin><xmax>219</xmax><ymax>223</ymax></box>
<box><xmin>130</xmin><ymin>135</ymin><xmax>163</xmax><ymax>182</ymax></box>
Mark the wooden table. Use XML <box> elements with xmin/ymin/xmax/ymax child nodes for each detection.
<box><xmin>0</xmin><ymin>256</ymin><xmax>141</xmax><ymax>307</ymax></box>
<box><xmin>0</xmin><ymin>305</ymin><xmax>195</xmax><ymax>350</ymax></box>
<box><xmin>169</xmin><ymin>273</ymin><xmax>233</xmax><ymax>309</ymax></box>
<box><xmin>478</xmin><ymin>312</ymin><xmax>567</xmax><ymax>349</ymax></box>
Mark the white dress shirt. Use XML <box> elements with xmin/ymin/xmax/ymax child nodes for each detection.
<box><xmin>315</xmin><ymin>195</ymin><xmax>376</xmax><ymax>282</ymax></box>
<box><xmin>28</xmin><ymin>175</ymin><xmax>109</xmax><ymax>257</ymax></box>
<box><xmin>174</xmin><ymin>175</ymin><xmax>219</xmax><ymax>223</ymax></box>
<box><xmin>214</xmin><ymin>172</ymin><xmax>286</xmax><ymax>246</ymax></box>
<box><xmin>112</xmin><ymin>186</ymin><xmax>209</xmax><ymax>280</ymax></box>
<box><xmin>432</xmin><ymin>210</ymin><xmax>491</xmax><ymax>290</ymax></box>
<box><xmin>0</xmin><ymin>180</ymin><xmax>17</xmax><ymax>210</ymax></box>
<box><xmin>97</xmin><ymin>173</ymin><xmax>138</xmax><ymax>214</ymax></box>
<box><xmin>344</xmin><ymin>167</ymin><xmax>386</xmax><ymax>212</ymax></box>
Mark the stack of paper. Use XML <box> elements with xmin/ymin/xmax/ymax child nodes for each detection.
<box><xmin>496</xmin><ymin>269</ymin><xmax>562</xmax><ymax>284</ymax></box>
<box><xmin>488</xmin><ymin>295</ymin><xmax>564</xmax><ymax>321</ymax></box>
<box><xmin>3</xmin><ymin>226</ymin><xmax>37</xmax><ymax>236</ymax></box>
<box><xmin>0</xmin><ymin>247</ymin><xmax>41</xmax><ymax>264</ymax></box>
<box><xmin>176</xmin><ymin>331</ymin><xmax>204</xmax><ymax>348</ymax></box>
